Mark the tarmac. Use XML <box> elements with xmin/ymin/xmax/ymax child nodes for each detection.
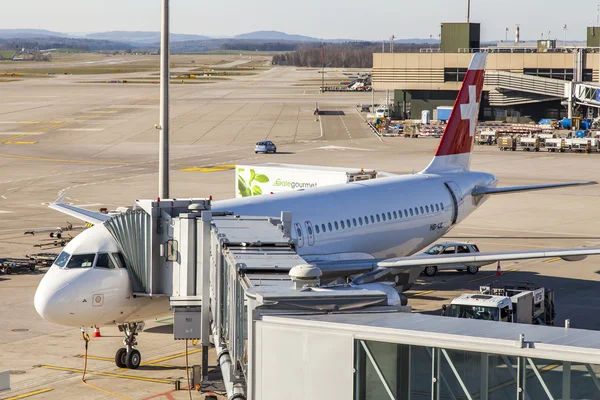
<box><xmin>1</xmin><ymin>55</ymin><xmax>599</xmax><ymax>399</ymax></box>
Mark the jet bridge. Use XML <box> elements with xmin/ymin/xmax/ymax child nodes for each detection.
<box><xmin>103</xmin><ymin>198</ymin><xmax>410</xmax><ymax>399</ymax></box>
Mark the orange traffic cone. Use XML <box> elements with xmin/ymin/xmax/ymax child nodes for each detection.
<box><xmin>495</xmin><ymin>261</ymin><xmax>502</xmax><ymax>276</ymax></box>
<box><xmin>93</xmin><ymin>326</ymin><xmax>101</xmax><ymax>338</ymax></box>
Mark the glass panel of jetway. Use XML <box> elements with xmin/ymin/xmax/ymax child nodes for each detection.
<box><xmin>354</xmin><ymin>340</ymin><xmax>600</xmax><ymax>400</ymax></box>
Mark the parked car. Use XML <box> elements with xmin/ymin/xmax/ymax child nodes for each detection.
<box><xmin>420</xmin><ymin>242</ymin><xmax>482</xmax><ymax>276</ymax></box>
<box><xmin>255</xmin><ymin>140</ymin><xmax>277</xmax><ymax>154</ymax></box>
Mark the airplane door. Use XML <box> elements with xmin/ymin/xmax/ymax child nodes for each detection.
<box><xmin>444</xmin><ymin>181</ymin><xmax>463</xmax><ymax>225</ymax></box>
<box><xmin>294</xmin><ymin>223</ymin><xmax>304</xmax><ymax>248</ymax></box>
<box><xmin>305</xmin><ymin>221</ymin><xmax>315</xmax><ymax>246</ymax></box>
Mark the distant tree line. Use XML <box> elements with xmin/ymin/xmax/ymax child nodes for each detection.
<box><xmin>220</xmin><ymin>41</ymin><xmax>297</xmax><ymax>52</ymax></box>
<box><xmin>272</xmin><ymin>42</ymin><xmax>435</xmax><ymax>68</ymax></box>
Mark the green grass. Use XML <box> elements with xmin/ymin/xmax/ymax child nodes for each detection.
<box><xmin>51</xmin><ymin>48</ymin><xmax>90</xmax><ymax>53</ymax></box>
<box><xmin>0</xmin><ymin>51</ymin><xmax>16</xmax><ymax>60</ymax></box>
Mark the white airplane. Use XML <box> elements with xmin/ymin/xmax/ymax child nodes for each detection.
<box><xmin>34</xmin><ymin>53</ymin><xmax>600</xmax><ymax>370</ymax></box>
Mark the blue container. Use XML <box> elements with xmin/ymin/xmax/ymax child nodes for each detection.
<box><xmin>436</xmin><ymin>106</ymin><xmax>453</xmax><ymax>121</ymax></box>
<box><xmin>575</xmin><ymin>130</ymin><xmax>586</xmax><ymax>138</ymax></box>
<box><xmin>538</xmin><ymin>118</ymin><xmax>553</xmax><ymax>125</ymax></box>
<box><xmin>561</xmin><ymin>118</ymin><xmax>572</xmax><ymax>130</ymax></box>
<box><xmin>581</xmin><ymin>120</ymin><xmax>591</xmax><ymax>130</ymax></box>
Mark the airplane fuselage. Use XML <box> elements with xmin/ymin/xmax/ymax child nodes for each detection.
<box><xmin>34</xmin><ymin>170</ymin><xmax>496</xmax><ymax>327</ymax></box>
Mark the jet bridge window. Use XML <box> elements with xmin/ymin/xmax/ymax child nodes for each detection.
<box><xmin>54</xmin><ymin>251</ymin><xmax>70</xmax><ymax>268</ymax></box>
<box><xmin>95</xmin><ymin>253</ymin><xmax>116</xmax><ymax>269</ymax></box>
<box><xmin>66</xmin><ymin>253</ymin><xmax>96</xmax><ymax>269</ymax></box>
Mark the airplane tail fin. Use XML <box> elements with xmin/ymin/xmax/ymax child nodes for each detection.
<box><xmin>422</xmin><ymin>53</ymin><xmax>487</xmax><ymax>174</ymax></box>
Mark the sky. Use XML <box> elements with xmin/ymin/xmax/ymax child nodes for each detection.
<box><xmin>4</xmin><ymin>0</ymin><xmax>600</xmax><ymax>41</ymax></box>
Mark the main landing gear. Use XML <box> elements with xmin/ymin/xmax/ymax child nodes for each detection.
<box><xmin>115</xmin><ymin>322</ymin><xmax>144</xmax><ymax>369</ymax></box>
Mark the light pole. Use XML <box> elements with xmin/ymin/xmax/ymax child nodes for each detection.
<box><xmin>563</xmin><ymin>24</ymin><xmax>567</xmax><ymax>48</ymax></box>
<box><xmin>505</xmin><ymin>27</ymin><xmax>508</xmax><ymax>42</ymax></box>
<box><xmin>466</xmin><ymin>0</ymin><xmax>471</xmax><ymax>23</ymax></box>
<box><xmin>429</xmin><ymin>35</ymin><xmax>433</xmax><ymax>51</ymax></box>
<box><xmin>158</xmin><ymin>0</ymin><xmax>170</xmax><ymax>199</ymax></box>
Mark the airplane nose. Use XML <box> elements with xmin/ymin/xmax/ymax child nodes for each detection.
<box><xmin>34</xmin><ymin>281</ymin><xmax>73</xmax><ymax>325</ymax></box>
<box><xmin>34</xmin><ymin>267</ymin><xmax>81</xmax><ymax>326</ymax></box>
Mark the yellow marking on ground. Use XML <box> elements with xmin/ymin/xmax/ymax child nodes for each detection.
<box><xmin>5</xmin><ymin>388</ymin><xmax>54</xmax><ymax>400</ymax></box>
<box><xmin>467</xmin><ymin>268</ymin><xmax>518</xmax><ymax>283</ymax></box>
<box><xmin>0</xmin><ymin>154</ymin><xmax>129</xmax><ymax>165</ymax></box>
<box><xmin>144</xmin><ymin>348</ymin><xmax>202</xmax><ymax>365</ymax></box>
<box><xmin>82</xmin><ymin>355</ymin><xmax>177</xmax><ymax>368</ymax></box>
<box><xmin>42</xmin><ymin>365</ymin><xmax>173</xmax><ymax>384</ymax></box>
<box><xmin>407</xmin><ymin>290</ymin><xmax>436</xmax><ymax>298</ymax></box>
<box><xmin>18</xmin><ymin>120</ymin><xmax>41</xmax><ymax>124</ymax></box>
<box><xmin>182</xmin><ymin>164</ymin><xmax>236</xmax><ymax>172</ymax></box>
<box><xmin>0</xmin><ymin>120</ymin><xmax>69</xmax><ymax>144</ymax></box>
<box><xmin>3</xmin><ymin>141</ymin><xmax>37</xmax><ymax>145</ymax></box>
<box><xmin>544</xmin><ymin>257</ymin><xmax>561</xmax><ymax>263</ymax></box>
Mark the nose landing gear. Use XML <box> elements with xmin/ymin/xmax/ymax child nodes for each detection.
<box><xmin>115</xmin><ymin>322</ymin><xmax>144</xmax><ymax>369</ymax></box>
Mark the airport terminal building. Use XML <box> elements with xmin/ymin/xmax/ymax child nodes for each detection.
<box><xmin>372</xmin><ymin>23</ymin><xmax>600</xmax><ymax>122</ymax></box>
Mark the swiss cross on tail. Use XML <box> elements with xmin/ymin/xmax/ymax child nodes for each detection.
<box><xmin>423</xmin><ymin>53</ymin><xmax>487</xmax><ymax>174</ymax></box>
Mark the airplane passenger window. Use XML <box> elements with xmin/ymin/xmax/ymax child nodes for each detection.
<box><xmin>358</xmin><ymin>217</ymin><xmax>363</xmax><ymax>225</ymax></box>
<box><xmin>441</xmin><ymin>203</ymin><xmax>444</xmax><ymax>210</ymax></box>
<box><xmin>387</xmin><ymin>212</ymin><xmax>392</xmax><ymax>220</ymax></box>
<box><xmin>393</xmin><ymin>211</ymin><xmax>397</xmax><ymax>219</ymax></box>
<box><xmin>307</xmin><ymin>225</ymin><xmax>313</xmax><ymax>235</ymax></box>
<box><xmin>435</xmin><ymin>204</ymin><xmax>439</xmax><ymax>212</ymax></box>
<box><xmin>297</xmin><ymin>227</ymin><xmax>303</xmax><ymax>238</ymax></box>
<box><xmin>426</xmin><ymin>205</ymin><xmax>430</xmax><ymax>213</ymax></box>
<box><xmin>352</xmin><ymin>218</ymin><xmax>357</xmax><ymax>227</ymax></box>
<box><xmin>315</xmin><ymin>225</ymin><xmax>320</xmax><ymax>234</ymax></box>
<box><xmin>430</xmin><ymin>204</ymin><xmax>434</xmax><ymax>212</ymax></box>
<box><xmin>420</xmin><ymin>206</ymin><xmax>424</xmax><ymax>214</ymax></box>
<box><xmin>334</xmin><ymin>221</ymin><xmax>339</xmax><ymax>230</ymax></box>
<box><xmin>404</xmin><ymin>210</ymin><xmax>408</xmax><ymax>218</ymax></box>
<box><xmin>328</xmin><ymin>222</ymin><xmax>333</xmax><ymax>231</ymax></box>
<box><xmin>415</xmin><ymin>208</ymin><xmax>419</xmax><ymax>215</ymax></box>
<box><xmin>54</xmin><ymin>251</ymin><xmax>70</xmax><ymax>268</ymax></box>
<box><xmin>370</xmin><ymin>215</ymin><xmax>375</xmax><ymax>223</ymax></box>
<box><xmin>95</xmin><ymin>253</ymin><xmax>116</xmax><ymax>269</ymax></box>
<box><xmin>409</xmin><ymin>209</ymin><xmax>414</xmax><ymax>216</ymax></box>
<box><xmin>66</xmin><ymin>253</ymin><xmax>96</xmax><ymax>269</ymax></box>
<box><xmin>381</xmin><ymin>213</ymin><xmax>386</xmax><ymax>222</ymax></box>
<box><xmin>346</xmin><ymin>219</ymin><xmax>351</xmax><ymax>227</ymax></box>
<box><xmin>341</xmin><ymin>220</ymin><xmax>345</xmax><ymax>229</ymax></box>
<box><xmin>375</xmin><ymin>214</ymin><xmax>380</xmax><ymax>222</ymax></box>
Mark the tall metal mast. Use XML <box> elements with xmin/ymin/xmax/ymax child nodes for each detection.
<box><xmin>159</xmin><ymin>0</ymin><xmax>170</xmax><ymax>199</ymax></box>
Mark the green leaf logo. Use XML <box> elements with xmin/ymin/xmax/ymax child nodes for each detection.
<box><xmin>252</xmin><ymin>185</ymin><xmax>262</xmax><ymax>195</ymax></box>
<box><xmin>254</xmin><ymin>174</ymin><xmax>269</xmax><ymax>183</ymax></box>
<box><xmin>249</xmin><ymin>169</ymin><xmax>256</xmax><ymax>184</ymax></box>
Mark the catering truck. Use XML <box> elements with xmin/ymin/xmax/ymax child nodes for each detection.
<box><xmin>442</xmin><ymin>282</ymin><xmax>556</xmax><ymax>325</ymax></box>
<box><xmin>235</xmin><ymin>164</ymin><xmax>379</xmax><ymax>198</ymax></box>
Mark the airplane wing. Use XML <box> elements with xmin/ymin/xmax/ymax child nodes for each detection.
<box><xmin>313</xmin><ymin>247</ymin><xmax>600</xmax><ymax>288</ymax></box>
<box><xmin>377</xmin><ymin>248</ymin><xmax>600</xmax><ymax>268</ymax></box>
<box><xmin>472</xmin><ymin>181</ymin><xmax>596</xmax><ymax>196</ymax></box>
<box><xmin>48</xmin><ymin>195</ymin><xmax>111</xmax><ymax>225</ymax></box>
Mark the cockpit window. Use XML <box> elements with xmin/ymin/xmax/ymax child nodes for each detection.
<box><xmin>112</xmin><ymin>252</ymin><xmax>127</xmax><ymax>269</ymax></box>
<box><xmin>66</xmin><ymin>253</ymin><xmax>96</xmax><ymax>269</ymax></box>
<box><xmin>95</xmin><ymin>253</ymin><xmax>116</xmax><ymax>269</ymax></box>
<box><xmin>54</xmin><ymin>251</ymin><xmax>70</xmax><ymax>268</ymax></box>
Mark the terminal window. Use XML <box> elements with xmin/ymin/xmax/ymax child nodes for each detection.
<box><xmin>444</xmin><ymin>68</ymin><xmax>467</xmax><ymax>82</ymax></box>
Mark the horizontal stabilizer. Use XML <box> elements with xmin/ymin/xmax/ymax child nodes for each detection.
<box><xmin>472</xmin><ymin>181</ymin><xmax>597</xmax><ymax>197</ymax></box>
